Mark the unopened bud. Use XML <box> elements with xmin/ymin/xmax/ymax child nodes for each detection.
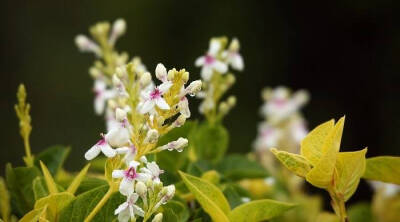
<box><xmin>152</xmin><ymin>213</ymin><xmax>163</xmax><ymax>222</ymax></box>
<box><xmin>112</xmin><ymin>18</ymin><xmax>126</xmax><ymax>36</ymax></box>
<box><xmin>227</xmin><ymin>96</ymin><xmax>236</xmax><ymax>107</ymax></box>
<box><xmin>115</xmin><ymin>67</ymin><xmax>125</xmax><ymax>78</ymax></box>
<box><xmin>145</xmin><ymin>129</ymin><xmax>159</xmax><ymax>144</ymax></box>
<box><xmin>226</xmin><ymin>74</ymin><xmax>236</xmax><ymax>86</ymax></box>
<box><xmin>182</xmin><ymin>72</ymin><xmax>189</xmax><ymax>83</ymax></box>
<box><xmin>107</xmin><ymin>100</ymin><xmax>117</xmax><ymax>110</ymax></box>
<box><xmin>219</xmin><ymin>102</ymin><xmax>229</xmax><ymax>113</ymax></box>
<box><xmin>115</xmin><ymin>108</ymin><xmax>127</xmax><ymax>121</ymax></box>
<box><xmin>230</xmin><ymin>38</ymin><xmax>240</xmax><ymax>51</ymax></box>
<box><xmin>155</xmin><ymin>63</ymin><xmax>167</xmax><ymax>81</ymax></box>
<box><xmin>136</xmin><ymin>181</ymin><xmax>147</xmax><ymax>196</ymax></box>
<box><xmin>140</xmin><ymin>156</ymin><xmax>148</xmax><ymax>163</ymax></box>
<box><xmin>75</xmin><ymin>35</ymin><xmax>101</xmax><ymax>56</ymax></box>
<box><xmin>140</xmin><ymin>72</ymin><xmax>152</xmax><ymax>86</ymax></box>
<box><xmin>112</xmin><ymin>75</ymin><xmax>121</xmax><ymax>86</ymax></box>
<box><xmin>167</xmin><ymin>69</ymin><xmax>175</xmax><ymax>81</ymax></box>
<box><xmin>185</xmin><ymin>80</ymin><xmax>202</xmax><ymax>95</ymax></box>
<box><xmin>89</xmin><ymin>67</ymin><xmax>101</xmax><ymax>78</ymax></box>
<box><xmin>166</xmin><ymin>137</ymin><xmax>188</xmax><ymax>152</ymax></box>
<box><xmin>173</xmin><ymin>115</ymin><xmax>187</xmax><ymax>128</ymax></box>
<box><xmin>146</xmin><ymin>180</ymin><xmax>153</xmax><ymax>187</ymax></box>
<box><xmin>165</xmin><ymin>185</ymin><xmax>175</xmax><ymax>198</ymax></box>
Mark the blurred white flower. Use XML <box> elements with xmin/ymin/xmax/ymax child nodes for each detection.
<box><xmin>114</xmin><ymin>192</ymin><xmax>144</xmax><ymax>222</ymax></box>
<box><xmin>195</xmin><ymin>40</ymin><xmax>228</xmax><ymax>81</ymax></box>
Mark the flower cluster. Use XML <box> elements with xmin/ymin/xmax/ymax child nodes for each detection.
<box><xmin>253</xmin><ymin>86</ymin><xmax>309</xmax><ymax>154</ymax></box>
<box><xmin>76</xmin><ymin>19</ymin><xmax>202</xmax><ymax>222</ymax></box>
<box><xmin>195</xmin><ymin>37</ymin><xmax>243</xmax><ymax>122</ymax></box>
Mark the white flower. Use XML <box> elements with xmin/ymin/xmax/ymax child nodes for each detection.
<box><xmin>105</xmin><ymin>119</ymin><xmax>131</xmax><ymax>148</ymax></box>
<box><xmin>114</xmin><ymin>193</ymin><xmax>144</xmax><ymax>222</ymax></box>
<box><xmin>222</xmin><ymin>38</ymin><xmax>244</xmax><ymax>71</ymax></box>
<box><xmin>195</xmin><ymin>40</ymin><xmax>228</xmax><ymax>81</ymax></box>
<box><xmin>254</xmin><ymin>123</ymin><xmax>281</xmax><ymax>151</ymax></box>
<box><xmin>105</xmin><ymin>108</ymin><xmax>120</xmax><ymax>132</ymax></box>
<box><xmin>155</xmin><ymin>63</ymin><xmax>168</xmax><ymax>82</ymax></box>
<box><xmin>112</xmin><ymin>161</ymin><xmax>146</xmax><ymax>196</ymax></box>
<box><xmin>290</xmin><ymin>120</ymin><xmax>308</xmax><ymax>143</ymax></box>
<box><xmin>109</xmin><ymin>18</ymin><xmax>126</xmax><ymax>46</ymax></box>
<box><xmin>93</xmin><ymin>79</ymin><xmax>116</xmax><ymax>115</ymax></box>
<box><xmin>139</xmin><ymin>82</ymin><xmax>172</xmax><ymax>114</ymax></box>
<box><xmin>140</xmin><ymin>162</ymin><xmax>164</xmax><ymax>184</ymax></box>
<box><xmin>84</xmin><ymin>135</ymin><xmax>116</xmax><ymax>160</ymax></box>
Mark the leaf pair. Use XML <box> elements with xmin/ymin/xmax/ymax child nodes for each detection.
<box><xmin>178</xmin><ymin>171</ymin><xmax>295</xmax><ymax>222</ymax></box>
<box><xmin>271</xmin><ymin>117</ymin><xmax>367</xmax><ymax>201</ymax></box>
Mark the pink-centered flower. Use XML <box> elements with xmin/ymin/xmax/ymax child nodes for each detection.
<box><xmin>139</xmin><ymin>162</ymin><xmax>164</xmax><ymax>184</ymax></box>
<box><xmin>139</xmin><ymin>82</ymin><xmax>172</xmax><ymax>114</ymax></box>
<box><xmin>195</xmin><ymin>40</ymin><xmax>228</xmax><ymax>81</ymax></box>
<box><xmin>222</xmin><ymin>38</ymin><xmax>244</xmax><ymax>71</ymax></box>
<box><xmin>84</xmin><ymin>135</ymin><xmax>116</xmax><ymax>160</ymax></box>
<box><xmin>112</xmin><ymin>161</ymin><xmax>147</xmax><ymax>196</ymax></box>
<box><xmin>114</xmin><ymin>192</ymin><xmax>144</xmax><ymax>222</ymax></box>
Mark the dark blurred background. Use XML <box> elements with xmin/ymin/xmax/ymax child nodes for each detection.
<box><xmin>1</xmin><ymin>0</ymin><xmax>399</xmax><ymax>206</ymax></box>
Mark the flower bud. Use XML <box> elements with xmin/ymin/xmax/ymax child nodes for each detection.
<box><xmin>146</xmin><ymin>179</ymin><xmax>153</xmax><ymax>188</ymax></box>
<box><xmin>229</xmin><ymin>38</ymin><xmax>240</xmax><ymax>51</ymax></box>
<box><xmin>167</xmin><ymin>69</ymin><xmax>175</xmax><ymax>81</ymax></box>
<box><xmin>173</xmin><ymin>114</ymin><xmax>186</xmax><ymax>128</ymax></box>
<box><xmin>75</xmin><ymin>35</ymin><xmax>90</xmax><ymax>50</ymax></box>
<box><xmin>112</xmin><ymin>75</ymin><xmax>122</xmax><ymax>87</ymax></box>
<box><xmin>152</xmin><ymin>213</ymin><xmax>163</xmax><ymax>222</ymax></box>
<box><xmin>155</xmin><ymin>63</ymin><xmax>167</xmax><ymax>81</ymax></box>
<box><xmin>115</xmin><ymin>108</ymin><xmax>127</xmax><ymax>121</ymax></box>
<box><xmin>165</xmin><ymin>185</ymin><xmax>175</xmax><ymax>199</ymax></box>
<box><xmin>185</xmin><ymin>80</ymin><xmax>202</xmax><ymax>95</ymax></box>
<box><xmin>89</xmin><ymin>67</ymin><xmax>101</xmax><ymax>78</ymax></box>
<box><xmin>227</xmin><ymin>96</ymin><xmax>236</xmax><ymax>107</ymax></box>
<box><xmin>145</xmin><ymin>129</ymin><xmax>159</xmax><ymax>144</ymax></box>
<box><xmin>112</xmin><ymin>18</ymin><xmax>126</xmax><ymax>37</ymax></box>
<box><xmin>140</xmin><ymin>72</ymin><xmax>152</xmax><ymax>86</ymax></box>
<box><xmin>115</xmin><ymin>67</ymin><xmax>125</xmax><ymax>78</ymax></box>
<box><xmin>107</xmin><ymin>100</ymin><xmax>117</xmax><ymax>110</ymax></box>
<box><xmin>219</xmin><ymin>102</ymin><xmax>228</xmax><ymax>114</ymax></box>
<box><xmin>166</xmin><ymin>137</ymin><xmax>188</xmax><ymax>152</ymax></box>
<box><xmin>140</xmin><ymin>156</ymin><xmax>148</xmax><ymax>163</ymax></box>
<box><xmin>226</xmin><ymin>74</ymin><xmax>236</xmax><ymax>86</ymax></box>
<box><xmin>136</xmin><ymin>181</ymin><xmax>147</xmax><ymax>197</ymax></box>
<box><xmin>182</xmin><ymin>71</ymin><xmax>189</xmax><ymax>83</ymax></box>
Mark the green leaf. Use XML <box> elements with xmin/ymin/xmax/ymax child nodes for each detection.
<box><xmin>334</xmin><ymin>149</ymin><xmax>367</xmax><ymax>201</ymax></box>
<box><xmin>0</xmin><ymin>177</ymin><xmax>11</xmax><ymax>222</ymax></box>
<box><xmin>40</xmin><ymin>161</ymin><xmax>58</xmax><ymax>194</ymax></box>
<box><xmin>34</xmin><ymin>145</ymin><xmax>70</xmax><ymax>176</ymax></box>
<box><xmin>362</xmin><ymin>156</ymin><xmax>400</xmax><ymax>185</ymax></box>
<box><xmin>66</xmin><ymin>164</ymin><xmax>90</xmax><ymax>195</ymax></box>
<box><xmin>347</xmin><ymin>202</ymin><xmax>373</xmax><ymax>222</ymax></box>
<box><xmin>5</xmin><ymin>164</ymin><xmax>41</xmax><ymax>215</ymax></box>
<box><xmin>178</xmin><ymin>171</ymin><xmax>230</xmax><ymax>222</ymax></box>
<box><xmin>228</xmin><ymin>199</ymin><xmax>295</xmax><ymax>222</ymax></box>
<box><xmin>216</xmin><ymin>154</ymin><xmax>269</xmax><ymax>181</ymax></box>
<box><xmin>34</xmin><ymin>192</ymin><xmax>75</xmax><ymax>221</ymax></box>
<box><xmin>270</xmin><ymin>148</ymin><xmax>312</xmax><ymax>178</ymax></box>
<box><xmin>191</xmin><ymin>121</ymin><xmax>229</xmax><ymax>163</ymax></box>
<box><xmin>301</xmin><ymin>119</ymin><xmax>334</xmax><ymax>165</ymax></box>
<box><xmin>306</xmin><ymin>117</ymin><xmax>344</xmax><ymax>188</ymax></box>
<box><xmin>74</xmin><ymin>178</ymin><xmax>108</xmax><ymax>195</ymax></box>
<box><xmin>159</xmin><ymin>200</ymin><xmax>190</xmax><ymax>222</ymax></box>
<box><xmin>59</xmin><ymin>185</ymin><xmax>124</xmax><ymax>222</ymax></box>
<box><xmin>19</xmin><ymin>206</ymin><xmax>47</xmax><ymax>222</ymax></box>
<box><xmin>32</xmin><ymin>177</ymin><xmax>48</xmax><ymax>201</ymax></box>
<box><xmin>223</xmin><ymin>184</ymin><xmax>250</xmax><ymax>209</ymax></box>
<box><xmin>156</xmin><ymin>121</ymin><xmax>197</xmax><ymax>173</ymax></box>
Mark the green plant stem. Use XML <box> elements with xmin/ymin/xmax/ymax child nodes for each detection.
<box><xmin>84</xmin><ymin>185</ymin><xmax>116</xmax><ymax>222</ymax></box>
<box><xmin>23</xmin><ymin>136</ymin><xmax>34</xmax><ymax>167</ymax></box>
<box><xmin>328</xmin><ymin>189</ymin><xmax>348</xmax><ymax>222</ymax></box>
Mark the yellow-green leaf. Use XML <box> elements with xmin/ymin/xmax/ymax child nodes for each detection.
<box><xmin>306</xmin><ymin>117</ymin><xmax>345</xmax><ymax>188</ymax></box>
<box><xmin>19</xmin><ymin>206</ymin><xmax>48</xmax><ymax>222</ymax></box>
<box><xmin>178</xmin><ymin>171</ymin><xmax>230</xmax><ymax>222</ymax></box>
<box><xmin>228</xmin><ymin>199</ymin><xmax>295</xmax><ymax>222</ymax></box>
<box><xmin>270</xmin><ymin>148</ymin><xmax>312</xmax><ymax>177</ymax></box>
<box><xmin>301</xmin><ymin>119</ymin><xmax>334</xmax><ymax>165</ymax></box>
<box><xmin>34</xmin><ymin>192</ymin><xmax>74</xmax><ymax>222</ymax></box>
<box><xmin>362</xmin><ymin>156</ymin><xmax>400</xmax><ymax>185</ymax></box>
<box><xmin>66</xmin><ymin>164</ymin><xmax>90</xmax><ymax>194</ymax></box>
<box><xmin>105</xmin><ymin>156</ymin><xmax>121</xmax><ymax>183</ymax></box>
<box><xmin>334</xmin><ymin>148</ymin><xmax>367</xmax><ymax>201</ymax></box>
<box><xmin>0</xmin><ymin>177</ymin><xmax>10</xmax><ymax>222</ymax></box>
<box><xmin>39</xmin><ymin>161</ymin><xmax>58</xmax><ymax>194</ymax></box>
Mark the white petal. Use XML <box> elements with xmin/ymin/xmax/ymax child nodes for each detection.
<box><xmin>155</xmin><ymin>98</ymin><xmax>170</xmax><ymax>110</ymax></box>
<box><xmin>131</xmin><ymin>204</ymin><xmax>145</xmax><ymax>217</ymax></box>
<box><xmin>195</xmin><ymin>56</ymin><xmax>205</xmax><ymax>66</ymax></box>
<box><xmin>117</xmin><ymin>207</ymin><xmax>130</xmax><ymax>222</ymax></box>
<box><xmin>105</xmin><ymin>127</ymin><xmax>131</xmax><ymax>147</ymax></box>
<box><xmin>100</xmin><ymin>143</ymin><xmax>117</xmax><ymax>157</ymax></box>
<box><xmin>147</xmin><ymin>162</ymin><xmax>160</xmax><ymax>175</ymax></box>
<box><xmin>94</xmin><ymin>96</ymin><xmax>105</xmax><ymax>115</ymax></box>
<box><xmin>213</xmin><ymin>61</ymin><xmax>228</xmax><ymax>74</ymax></box>
<box><xmin>115</xmin><ymin>147</ymin><xmax>130</xmax><ymax>154</ymax></box>
<box><xmin>139</xmin><ymin>100</ymin><xmax>155</xmax><ymax>114</ymax></box>
<box><xmin>94</xmin><ymin>79</ymin><xmax>106</xmax><ymax>91</ymax></box>
<box><xmin>115</xmin><ymin>202</ymin><xmax>129</xmax><ymax>215</ymax></box>
<box><xmin>158</xmin><ymin>81</ymin><xmax>172</xmax><ymax>94</ymax></box>
<box><xmin>231</xmin><ymin>54</ymin><xmax>244</xmax><ymax>71</ymax></box>
<box><xmin>112</xmin><ymin>170</ymin><xmax>125</xmax><ymax>179</ymax></box>
<box><xmin>208</xmin><ymin>40</ymin><xmax>221</xmax><ymax>55</ymax></box>
<box><xmin>136</xmin><ymin>173</ymin><xmax>151</xmax><ymax>183</ymax></box>
<box><xmin>201</xmin><ymin>66</ymin><xmax>213</xmax><ymax>81</ymax></box>
<box><xmin>128</xmin><ymin>193</ymin><xmax>139</xmax><ymax>203</ymax></box>
<box><xmin>119</xmin><ymin>178</ymin><xmax>134</xmax><ymax>196</ymax></box>
<box><xmin>128</xmin><ymin>160</ymin><xmax>140</xmax><ymax>169</ymax></box>
<box><xmin>84</xmin><ymin>145</ymin><xmax>101</xmax><ymax>160</ymax></box>
<box><xmin>178</xmin><ymin>98</ymin><xmax>190</xmax><ymax>118</ymax></box>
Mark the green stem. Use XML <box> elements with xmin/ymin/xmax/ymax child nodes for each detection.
<box><xmin>84</xmin><ymin>186</ymin><xmax>115</xmax><ymax>222</ymax></box>
<box><xmin>23</xmin><ymin>136</ymin><xmax>34</xmax><ymax>167</ymax></box>
<box><xmin>328</xmin><ymin>189</ymin><xmax>348</xmax><ymax>222</ymax></box>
